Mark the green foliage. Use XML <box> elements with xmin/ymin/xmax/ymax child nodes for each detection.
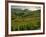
<box><xmin>11</xmin><ymin>8</ymin><xmax>41</xmax><ymax>31</ymax></box>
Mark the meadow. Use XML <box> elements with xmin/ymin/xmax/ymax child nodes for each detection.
<box><xmin>11</xmin><ymin>8</ymin><xmax>41</xmax><ymax>31</ymax></box>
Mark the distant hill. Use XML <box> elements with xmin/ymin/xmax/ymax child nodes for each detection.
<box><xmin>11</xmin><ymin>8</ymin><xmax>41</xmax><ymax>17</ymax></box>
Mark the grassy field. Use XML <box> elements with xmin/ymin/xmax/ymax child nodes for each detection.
<box><xmin>11</xmin><ymin>8</ymin><xmax>41</xmax><ymax>31</ymax></box>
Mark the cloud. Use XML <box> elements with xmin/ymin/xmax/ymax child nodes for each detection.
<box><xmin>11</xmin><ymin>6</ymin><xmax>41</xmax><ymax>11</ymax></box>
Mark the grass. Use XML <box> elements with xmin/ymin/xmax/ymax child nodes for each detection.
<box><xmin>11</xmin><ymin>15</ymin><xmax>40</xmax><ymax>31</ymax></box>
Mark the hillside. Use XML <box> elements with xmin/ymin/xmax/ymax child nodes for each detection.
<box><xmin>11</xmin><ymin>8</ymin><xmax>41</xmax><ymax>31</ymax></box>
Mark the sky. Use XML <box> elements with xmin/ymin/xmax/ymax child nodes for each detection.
<box><xmin>11</xmin><ymin>6</ymin><xmax>41</xmax><ymax>11</ymax></box>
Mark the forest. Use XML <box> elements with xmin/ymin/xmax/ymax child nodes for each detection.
<box><xmin>11</xmin><ymin>8</ymin><xmax>41</xmax><ymax>31</ymax></box>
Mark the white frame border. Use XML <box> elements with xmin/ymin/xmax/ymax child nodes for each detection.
<box><xmin>8</xmin><ymin>3</ymin><xmax>43</xmax><ymax>34</ymax></box>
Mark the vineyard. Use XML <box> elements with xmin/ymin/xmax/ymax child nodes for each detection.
<box><xmin>11</xmin><ymin>8</ymin><xmax>41</xmax><ymax>31</ymax></box>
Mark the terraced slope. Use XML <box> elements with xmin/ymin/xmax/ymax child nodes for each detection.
<box><xmin>11</xmin><ymin>8</ymin><xmax>41</xmax><ymax>31</ymax></box>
